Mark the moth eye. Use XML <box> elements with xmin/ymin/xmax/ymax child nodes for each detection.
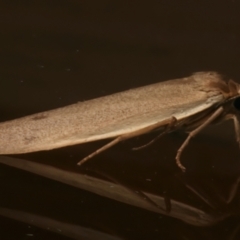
<box><xmin>233</xmin><ymin>97</ymin><xmax>240</xmax><ymax>111</ymax></box>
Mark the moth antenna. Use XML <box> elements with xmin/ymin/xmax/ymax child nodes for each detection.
<box><xmin>133</xmin><ymin>117</ymin><xmax>177</xmax><ymax>151</ymax></box>
<box><xmin>132</xmin><ymin>131</ymin><xmax>167</xmax><ymax>150</ymax></box>
<box><xmin>78</xmin><ymin>118</ymin><xmax>177</xmax><ymax>166</ymax></box>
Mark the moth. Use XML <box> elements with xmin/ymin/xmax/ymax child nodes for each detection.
<box><xmin>0</xmin><ymin>71</ymin><xmax>239</xmax><ymax>171</ymax></box>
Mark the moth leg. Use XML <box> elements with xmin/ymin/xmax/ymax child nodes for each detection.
<box><xmin>231</xmin><ymin>115</ymin><xmax>240</xmax><ymax>145</ymax></box>
<box><xmin>176</xmin><ymin>107</ymin><xmax>224</xmax><ymax>172</ymax></box>
<box><xmin>133</xmin><ymin>116</ymin><xmax>177</xmax><ymax>150</ymax></box>
<box><xmin>78</xmin><ymin>118</ymin><xmax>175</xmax><ymax>166</ymax></box>
<box><xmin>224</xmin><ymin>114</ymin><xmax>240</xmax><ymax>145</ymax></box>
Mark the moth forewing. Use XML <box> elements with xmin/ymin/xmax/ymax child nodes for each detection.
<box><xmin>0</xmin><ymin>71</ymin><xmax>239</xmax><ymax>170</ymax></box>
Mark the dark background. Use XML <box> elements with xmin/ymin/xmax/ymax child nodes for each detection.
<box><xmin>0</xmin><ymin>0</ymin><xmax>240</xmax><ymax>239</ymax></box>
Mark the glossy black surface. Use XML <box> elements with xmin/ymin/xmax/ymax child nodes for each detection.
<box><xmin>0</xmin><ymin>1</ymin><xmax>240</xmax><ymax>239</ymax></box>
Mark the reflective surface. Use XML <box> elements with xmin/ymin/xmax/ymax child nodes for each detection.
<box><xmin>0</xmin><ymin>1</ymin><xmax>240</xmax><ymax>239</ymax></box>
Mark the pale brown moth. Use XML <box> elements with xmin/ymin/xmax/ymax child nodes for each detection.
<box><xmin>0</xmin><ymin>72</ymin><xmax>239</xmax><ymax>171</ymax></box>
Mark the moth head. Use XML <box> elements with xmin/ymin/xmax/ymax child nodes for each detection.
<box><xmin>212</xmin><ymin>76</ymin><xmax>240</xmax><ymax>113</ymax></box>
<box><xmin>204</xmin><ymin>72</ymin><xmax>240</xmax><ymax>99</ymax></box>
<box><xmin>227</xmin><ymin>80</ymin><xmax>240</xmax><ymax>97</ymax></box>
<box><xmin>215</xmin><ymin>79</ymin><xmax>240</xmax><ymax>99</ymax></box>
